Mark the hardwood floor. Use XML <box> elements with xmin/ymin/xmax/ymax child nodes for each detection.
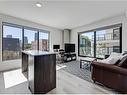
<box><xmin>0</xmin><ymin>68</ymin><xmax>116</xmax><ymax>94</ymax></box>
<box><xmin>49</xmin><ymin>70</ymin><xmax>115</xmax><ymax>94</ymax></box>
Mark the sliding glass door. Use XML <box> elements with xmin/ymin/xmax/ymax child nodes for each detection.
<box><xmin>78</xmin><ymin>24</ymin><xmax>122</xmax><ymax>58</ymax></box>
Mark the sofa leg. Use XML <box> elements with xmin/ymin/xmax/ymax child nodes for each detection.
<box><xmin>93</xmin><ymin>80</ymin><xmax>96</xmax><ymax>83</ymax></box>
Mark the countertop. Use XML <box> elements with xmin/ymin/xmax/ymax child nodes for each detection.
<box><xmin>22</xmin><ymin>50</ymin><xmax>56</xmax><ymax>56</ymax></box>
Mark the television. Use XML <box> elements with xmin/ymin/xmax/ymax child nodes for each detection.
<box><xmin>53</xmin><ymin>45</ymin><xmax>60</xmax><ymax>49</ymax></box>
<box><xmin>65</xmin><ymin>44</ymin><xmax>75</xmax><ymax>53</ymax></box>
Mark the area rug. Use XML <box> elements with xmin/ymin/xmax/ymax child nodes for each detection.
<box><xmin>57</xmin><ymin>61</ymin><xmax>93</xmax><ymax>83</ymax></box>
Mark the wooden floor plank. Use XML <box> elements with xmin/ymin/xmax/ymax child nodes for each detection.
<box><xmin>49</xmin><ymin>70</ymin><xmax>115</xmax><ymax>94</ymax></box>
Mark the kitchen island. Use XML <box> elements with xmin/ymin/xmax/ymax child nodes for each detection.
<box><xmin>22</xmin><ymin>50</ymin><xmax>56</xmax><ymax>94</ymax></box>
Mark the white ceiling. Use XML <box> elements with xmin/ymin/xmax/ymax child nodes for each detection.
<box><xmin>0</xmin><ymin>0</ymin><xmax>127</xmax><ymax>29</ymax></box>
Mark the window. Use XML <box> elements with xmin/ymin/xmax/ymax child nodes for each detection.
<box><xmin>79</xmin><ymin>32</ymin><xmax>94</xmax><ymax>57</ymax></box>
<box><xmin>2</xmin><ymin>25</ymin><xmax>22</xmax><ymax>61</ymax></box>
<box><xmin>39</xmin><ymin>32</ymin><xmax>49</xmax><ymax>51</ymax></box>
<box><xmin>24</xmin><ymin>29</ymin><xmax>38</xmax><ymax>50</ymax></box>
<box><xmin>2</xmin><ymin>22</ymin><xmax>50</xmax><ymax>61</ymax></box>
<box><xmin>96</xmin><ymin>28</ymin><xmax>120</xmax><ymax>58</ymax></box>
<box><xmin>78</xmin><ymin>24</ymin><xmax>122</xmax><ymax>58</ymax></box>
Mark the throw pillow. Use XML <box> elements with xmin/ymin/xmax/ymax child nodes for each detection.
<box><xmin>120</xmin><ymin>54</ymin><xmax>127</xmax><ymax>60</ymax></box>
<box><xmin>122</xmin><ymin>51</ymin><xmax>127</xmax><ymax>55</ymax></box>
<box><xmin>118</xmin><ymin>55</ymin><xmax>127</xmax><ymax>68</ymax></box>
<box><xmin>98</xmin><ymin>52</ymin><xmax>121</xmax><ymax>64</ymax></box>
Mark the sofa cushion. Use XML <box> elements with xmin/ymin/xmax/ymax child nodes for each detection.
<box><xmin>120</xmin><ymin>54</ymin><xmax>127</xmax><ymax>60</ymax></box>
<box><xmin>122</xmin><ymin>51</ymin><xmax>127</xmax><ymax>55</ymax></box>
<box><xmin>118</xmin><ymin>55</ymin><xmax>127</xmax><ymax>68</ymax></box>
<box><xmin>114</xmin><ymin>59</ymin><xmax>121</xmax><ymax>65</ymax></box>
<box><xmin>98</xmin><ymin>52</ymin><xmax>121</xmax><ymax>64</ymax></box>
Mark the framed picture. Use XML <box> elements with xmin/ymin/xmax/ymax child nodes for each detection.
<box><xmin>113</xmin><ymin>28</ymin><xmax>120</xmax><ymax>40</ymax></box>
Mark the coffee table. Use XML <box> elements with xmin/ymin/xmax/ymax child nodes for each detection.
<box><xmin>80</xmin><ymin>57</ymin><xmax>97</xmax><ymax>71</ymax></box>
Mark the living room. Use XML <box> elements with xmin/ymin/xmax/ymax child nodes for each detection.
<box><xmin>0</xmin><ymin>0</ymin><xmax>127</xmax><ymax>94</ymax></box>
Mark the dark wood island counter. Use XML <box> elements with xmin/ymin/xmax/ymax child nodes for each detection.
<box><xmin>22</xmin><ymin>50</ymin><xmax>56</xmax><ymax>94</ymax></box>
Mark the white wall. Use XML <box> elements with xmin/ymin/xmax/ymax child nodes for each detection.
<box><xmin>63</xmin><ymin>29</ymin><xmax>70</xmax><ymax>44</ymax></box>
<box><xmin>0</xmin><ymin>13</ymin><xmax>62</xmax><ymax>71</ymax></box>
<box><xmin>62</xmin><ymin>29</ymin><xmax>70</xmax><ymax>49</ymax></box>
<box><xmin>70</xmin><ymin>13</ymin><xmax>127</xmax><ymax>60</ymax></box>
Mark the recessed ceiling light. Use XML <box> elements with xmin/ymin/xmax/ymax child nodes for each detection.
<box><xmin>36</xmin><ymin>2</ymin><xmax>42</xmax><ymax>8</ymax></box>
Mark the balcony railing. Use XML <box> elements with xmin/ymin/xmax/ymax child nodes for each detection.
<box><xmin>92</xmin><ymin>33</ymin><xmax>119</xmax><ymax>41</ymax></box>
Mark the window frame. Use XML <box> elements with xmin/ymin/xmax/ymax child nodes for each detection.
<box><xmin>78</xmin><ymin>23</ymin><xmax>122</xmax><ymax>59</ymax></box>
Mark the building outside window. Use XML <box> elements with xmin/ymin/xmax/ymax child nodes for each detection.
<box><xmin>3</xmin><ymin>25</ymin><xmax>22</xmax><ymax>61</ymax></box>
<box><xmin>39</xmin><ymin>32</ymin><xmax>49</xmax><ymax>51</ymax></box>
<box><xmin>79</xmin><ymin>32</ymin><xmax>94</xmax><ymax>57</ymax></box>
<box><xmin>24</xmin><ymin>29</ymin><xmax>38</xmax><ymax>50</ymax></box>
<box><xmin>96</xmin><ymin>28</ymin><xmax>120</xmax><ymax>58</ymax></box>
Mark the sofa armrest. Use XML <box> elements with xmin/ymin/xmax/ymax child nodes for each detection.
<box><xmin>92</xmin><ymin>61</ymin><xmax>127</xmax><ymax>76</ymax></box>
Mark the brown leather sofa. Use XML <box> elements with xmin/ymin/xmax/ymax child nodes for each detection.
<box><xmin>91</xmin><ymin>61</ymin><xmax>127</xmax><ymax>93</ymax></box>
